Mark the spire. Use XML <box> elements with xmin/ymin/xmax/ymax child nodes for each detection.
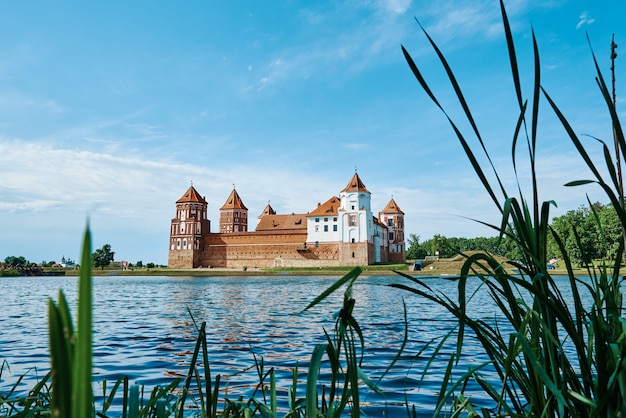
<box><xmin>341</xmin><ymin>172</ymin><xmax>369</xmax><ymax>193</ymax></box>
<box><xmin>176</xmin><ymin>185</ymin><xmax>207</xmax><ymax>204</ymax></box>
<box><xmin>220</xmin><ymin>188</ymin><xmax>248</xmax><ymax>210</ymax></box>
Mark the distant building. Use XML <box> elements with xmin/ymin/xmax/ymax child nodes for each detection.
<box><xmin>167</xmin><ymin>173</ymin><xmax>405</xmax><ymax>269</ymax></box>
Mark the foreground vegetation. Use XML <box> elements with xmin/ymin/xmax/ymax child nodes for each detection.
<box><xmin>2</xmin><ymin>1</ymin><xmax>626</xmax><ymax>416</ymax></box>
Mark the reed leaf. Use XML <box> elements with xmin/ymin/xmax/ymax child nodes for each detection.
<box><xmin>72</xmin><ymin>224</ymin><xmax>94</xmax><ymax>417</ymax></box>
<box><xmin>305</xmin><ymin>344</ymin><xmax>326</xmax><ymax>418</ymax></box>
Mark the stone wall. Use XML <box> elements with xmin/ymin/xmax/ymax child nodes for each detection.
<box><xmin>167</xmin><ymin>248</ymin><xmax>197</xmax><ymax>269</ymax></box>
<box><xmin>198</xmin><ymin>232</ymin><xmax>348</xmax><ymax>269</ymax></box>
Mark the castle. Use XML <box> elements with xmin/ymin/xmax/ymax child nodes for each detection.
<box><xmin>167</xmin><ymin>172</ymin><xmax>405</xmax><ymax>269</ymax></box>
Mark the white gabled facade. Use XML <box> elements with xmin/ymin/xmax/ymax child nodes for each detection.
<box><xmin>304</xmin><ymin>173</ymin><xmax>389</xmax><ymax>263</ymax></box>
<box><xmin>307</xmin><ymin>196</ymin><xmax>341</xmax><ymax>244</ymax></box>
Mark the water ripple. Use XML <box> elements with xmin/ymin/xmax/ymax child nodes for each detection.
<box><xmin>0</xmin><ymin>274</ymin><xmax>595</xmax><ymax>416</ymax></box>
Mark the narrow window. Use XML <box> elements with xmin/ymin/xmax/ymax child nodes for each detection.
<box><xmin>324</xmin><ymin>225</ymin><xmax>328</xmax><ymax>232</ymax></box>
<box><xmin>333</xmin><ymin>225</ymin><xmax>338</xmax><ymax>232</ymax></box>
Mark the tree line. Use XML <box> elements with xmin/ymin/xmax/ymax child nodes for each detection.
<box><xmin>2</xmin><ymin>244</ymin><xmax>161</xmax><ymax>270</ymax></box>
<box><xmin>407</xmin><ymin>202</ymin><xmax>621</xmax><ymax>266</ymax></box>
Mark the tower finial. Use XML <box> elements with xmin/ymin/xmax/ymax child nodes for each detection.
<box><xmin>355</xmin><ymin>165</ymin><xmax>357</xmax><ymax>173</ymax></box>
<box><xmin>190</xmin><ymin>179</ymin><xmax>193</xmax><ymax>186</ymax></box>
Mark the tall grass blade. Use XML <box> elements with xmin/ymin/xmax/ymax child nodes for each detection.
<box><xmin>302</xmin><ymin>267</ymin><xmax>361</xmax><ymax>312</ymax></box>
<box><xmin>305</xmin><ymin>344</ymin><xmax>327</xmax><ymax>418</ymax></box>
<box><xmin>72</xmin><ymin>224</ymin><xmax>94</xmax><ymax>417</ymax></box>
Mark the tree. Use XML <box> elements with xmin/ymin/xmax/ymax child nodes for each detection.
<box><xmin>135</xmin><ymin>260</ymin><xmax>143</xmax><ymax>268</ymax></box>
<box><xmin>92</xmin><ymin>244</ymin><xmax>114</xmax><ymax>270</ymax></box>
<box><xmin>405</xmin><ymin>234</ymin><xmax>428</xmax><ymax>260</ymax></box>
<box><xmin>4</xmin><ymin>256</ymin><xmax>30</xmax><ymax>266</ymax></box>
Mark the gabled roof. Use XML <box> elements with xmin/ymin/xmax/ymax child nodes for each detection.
<box><xmin>176</xmin><ymin>185</ymin><xmax>207</xmax><ymax>204</ymax></box>
<box><xmin>380</xmin><ymin>198</ymin><xmax>404</xmax><ymax>214</ymax></box>
<box><xmin>256</xmin><ymin>214</ymin><xmax>307</xmax><ymax>231</ymax></box>
<box><xmin>258</xmin><ymin>203</ymin><xmax>276</xmax><ymax>218</ymax></box>
<box><xmin>220</xmin><ymin>188</ymin><xmax>248</xmax><ymax>210</ymax></box>
<box><xmin>308</xmin><ymin>196</ymin><xmax>340</xmax><ymax>217</ymax></box>
<box><xmin>341</xmin><ymin>172</ymin><xmax>369</xmax><ymax>193</ymax></box>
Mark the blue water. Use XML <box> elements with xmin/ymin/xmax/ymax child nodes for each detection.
<box><xmin>0</xmin><ymin>274</ymin><xmax>593</xmax><ymax>416</ymax></box>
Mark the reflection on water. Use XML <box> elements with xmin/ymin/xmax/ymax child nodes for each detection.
<box><xmin>0</xmin><ymin>274</ymin><xmax>593</xmax><ymax>416</ymax></box>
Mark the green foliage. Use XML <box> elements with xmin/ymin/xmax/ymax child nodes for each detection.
<box><xmin>405</xmin><ymin>233</ymin><xmax>428</xmax><ymax>259</ymax></box>
<box><xmin>548</xmin><ymin>203</ymin><xmax>623</xmax><ymax>264</ymax></box>
<box><xmin>3</xmin><ymin>256</ymin><xmax>30</xmax><ymax>266</ymax></box>
<box><xmin>92</xmin><ymin>244</ymin><xmax>114</xmax><ymax>270</ymax></box>
<box><xmin>397</xmin><ymin>0</ymin><xmax>626</xmax><ymax>416</ymax></box>
<box><xmin>406</xmin><ymin>233</ymin><xmax>524</xmax><ymax>260</ymax></box>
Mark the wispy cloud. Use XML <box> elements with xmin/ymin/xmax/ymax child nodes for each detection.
<box><xmin>576</xmin><ymin>12</ymin><xmax>595</xmax><ymax>30</ymax></box>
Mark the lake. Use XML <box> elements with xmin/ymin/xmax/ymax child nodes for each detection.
<box><xmin>0</xmin><ymin>274</ymin><xmax>589</xmax><ymax>416</ymax></box>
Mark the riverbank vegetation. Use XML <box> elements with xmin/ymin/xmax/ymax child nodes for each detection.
<box><xmin>390</xmin><ymin>0</ymin><xmax>626</xmax><ymax>414</ymax></box>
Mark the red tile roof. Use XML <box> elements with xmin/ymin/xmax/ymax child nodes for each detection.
<box><xmin>380</xmin><ymin>198</ymin><xmax>404</xmax><ymax>214</ymax></box>
<box><xmin>176</xmin><ymin>185</ymin><xmax>207</xmax><ymax>204</ymax></box>
<box><xmin>341</xmin><ymin>172</ymin><xmax>369</xmax><ymax>193</ymax></box>
<box><xmin>308</xmin><ymin>196</ymin><xmax>341</xmax><ymax>216</ymax></box>
<box><xmin>256</xmin><ymin>214</ymin><xmax>307</xmax><ymax>231</ymax></box>
<box><xmin>220</xmin><ymin>188</ymin><xmax>248</xmax><ymax>210</ymax></box>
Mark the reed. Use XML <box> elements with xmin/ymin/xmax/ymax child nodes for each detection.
<box><xmin>393</xmin><ymin>0</ymin><xmax>626</xmax><ymax>416</ymax></box>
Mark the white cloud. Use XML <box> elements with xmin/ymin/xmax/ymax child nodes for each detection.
<box><xmin>576</xmin><ymin>12</ymin><xmax>595</xmax><ymax>30</ymax></box>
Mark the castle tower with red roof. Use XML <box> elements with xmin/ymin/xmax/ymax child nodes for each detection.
<box><xmin>168</xmin><ymin>184</ymin><xmax>210</xmax><ymax>268</ymax></box>
<box><xmin>219</xmin><ymin>187</ymin><xmax>248</xmax><ymax>233</ymax></box>
<box><xmin>379</xmin><ymin>197</ymin><xmax>405</xmax><ymax>262</ymax></box>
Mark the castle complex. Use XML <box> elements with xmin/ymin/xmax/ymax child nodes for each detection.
<box><xmin>167</xmin><ymin>173</ymin><xmax>405</xmax><ymax>269</ymax></box>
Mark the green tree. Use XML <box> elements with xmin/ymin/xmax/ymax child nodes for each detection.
<box><xmin>405</xmin><ymin>234</ymin><xmax>427</xmax><ymax>259</ymax></box>
<box><xmin>4</xmin><ymin>256</ymin><xmax>30</xmax><ymax>266</ymax></box>
<box><xmin>92</xmin><ymin>244</ymin><xmax>114</xmax><ymax>270</ymax></box>
<box><xmin>597</xmin><ymin>203</ymin><xmax>622</xmax><ymax>260</ymax></box>
<box><xmin>135</xmin><ymin>260</ymin><xmax>143</xmax><ymax>268</ymax></box>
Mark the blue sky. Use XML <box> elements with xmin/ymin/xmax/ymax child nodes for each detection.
<box><xmin>0</xmin><ymin>1</ymin><xmax>624</xmax><ymax>265</ymax></box>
